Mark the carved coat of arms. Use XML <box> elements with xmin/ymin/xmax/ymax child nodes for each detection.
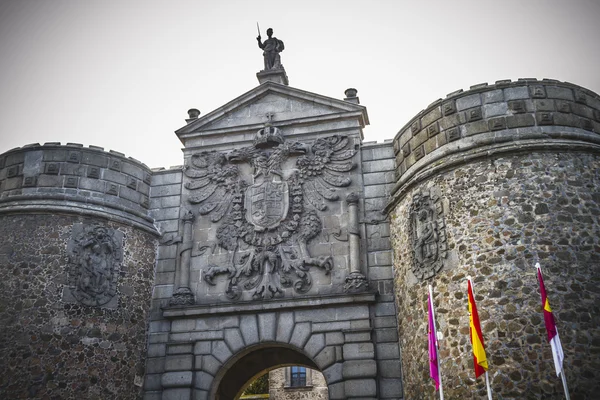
<box><xmin>409</xmin><ymin>190</ymin><xmax>447</xmax><ymax>280</ymax></box>
<box><xmin>184</xmin><ymin>126</ymin><xmax>356</xmax><ymax>300</ymax></box>
<box><xmin>65</xmin><ymin>224</ymin><xmax>123</xmax><ymax>307</ymax></box>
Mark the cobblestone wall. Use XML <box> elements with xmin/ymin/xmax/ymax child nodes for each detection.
<box><xmin>269</xmin><ymin>367</ymin><xmax>328</xmax><ymax>399</ymax></box>
<box><xmin>390</xmin><ymin>151</ymin><xmax>600</xmax><ymax>399</ymax></box>
<box><xmin>0</xmin><ymin>214</ymin><xmax>157</xmax><ymax>399</ymax></box>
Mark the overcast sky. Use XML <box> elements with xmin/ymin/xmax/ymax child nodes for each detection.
<box><xmin>1</xmin><ymin>0</ymin><xmax>599</xmax><ymax>168</ymax></box>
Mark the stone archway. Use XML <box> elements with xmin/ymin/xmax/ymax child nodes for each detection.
<box><xmin>211</xmin><ymin>344</ymin><xmax>319</xmax><ymax>399</ymax></box>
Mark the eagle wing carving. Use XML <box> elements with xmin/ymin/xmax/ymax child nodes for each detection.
<box><xmin>295</xmin><ymin>135</ymin><xmax>356</xmax><ymax>211</ymax></box>
<box><xmin>183</xmin><ymin>151</ymin><xmax>245</xmax><ymax>223</ymax></box>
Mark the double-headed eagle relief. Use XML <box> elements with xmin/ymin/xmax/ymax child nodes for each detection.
<box><xmin>183</xmin><ymin>125</ymin><xmax>357</xmax><ymax>300</ymax></box>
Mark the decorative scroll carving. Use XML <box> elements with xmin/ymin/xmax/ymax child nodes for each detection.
<box><xmin>409</xmin><ymin>189</ymin><xmax>447</xmax><ymax>281</ymax></box>
<box><xmin>185</xmin><ymin>126</ymin><xmax>357</xmax><ymax>301</ymax></box>
<box><xmin>65</xmin><ymin>224</ymin><xmax>123</xmax><ymax>307</ymax></box>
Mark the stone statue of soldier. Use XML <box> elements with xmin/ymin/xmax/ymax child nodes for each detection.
<box><xmin>257</xmin><ymin>28</ymin><xmax>284</xmax><ymax>70</ymax></box>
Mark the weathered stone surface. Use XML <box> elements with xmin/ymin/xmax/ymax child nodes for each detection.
<box><xmin>0</xmin><ymin>215</ymin><xmax>156</xmax><ymax>399</ymax></box>
<box><xmin>391</xmin><ymin>152</ymin><xmax>600</xmax><ymax>399</ymax></box>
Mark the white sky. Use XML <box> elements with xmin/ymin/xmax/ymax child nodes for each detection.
<box><xmin>1</xmin><ymin>0</ymin><xmax>599</xmax><ymax>168</ymax></box>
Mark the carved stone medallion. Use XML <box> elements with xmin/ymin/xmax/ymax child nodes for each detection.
<box><xmin>409</xmin><ymin>189</ymin><xmax>447</xmax><ymax>280</ymax></box>
<box><xmin>64</xmin><ymin>223</ymin><xmax>123</xmax><ymax>307</ymax></box>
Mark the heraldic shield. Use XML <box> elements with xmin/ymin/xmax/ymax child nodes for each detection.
<box><xmin>245</xmin><ymin>178</ymin><xmax>289</xmax><ymax>231</ymax></box>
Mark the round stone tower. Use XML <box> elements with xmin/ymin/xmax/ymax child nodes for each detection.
<box><xmin>0</xmin><ymin>143</ymin><xmax>159</xmax><ymax>399</ymax></box>
<box><xmin>387</xmin><ymin>79</ymin><xmax>600</xmax><ymax>399</ymax></box>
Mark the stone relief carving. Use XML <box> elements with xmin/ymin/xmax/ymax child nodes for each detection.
<box><xmin>184</xmin><ymin>124</ymin><xmax>358</xmax><ymax>301</ymax></box>
<box><xmin>409</xmin><ymin>189</ymin><xmax>447</xmax><ymax>280</ymax></box>
<box><xmin>65</xmin><ymin>224</ymin><xmax>123</xmax><ymax>307</ymax></box>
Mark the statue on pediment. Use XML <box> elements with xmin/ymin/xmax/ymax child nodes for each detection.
<box><xmin>257</xmin><ymin>27</ymin><xmax>284</xmax><ymax>70</ymax></box>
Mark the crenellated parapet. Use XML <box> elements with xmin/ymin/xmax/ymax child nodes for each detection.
<box><xmin>389</xmin><ymin>79</ymin><xmax>600</xmax><ymax>209</ymax></box>
<box><xmin>0</xmin><ymin>142</ymin><xmax>158</xmax><ymax>234</ymax></box>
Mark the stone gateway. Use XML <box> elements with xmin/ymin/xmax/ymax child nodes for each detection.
<box><xmin>0</xmin><ymin>34</ymin><xmax>599</xmax><ymax>400</ymax></box>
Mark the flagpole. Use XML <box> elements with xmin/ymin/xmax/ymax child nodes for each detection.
<box><xmin>468</xmin><ymin>277</ymin><xmax>493</xmax><ymax>400</ymax></box>
<box><xmin>536</xmin><ymin>263</ymin><xmax>570</xmax><ymax>400</ymax></box>
<box><xmin>560</xmin><ymin>369</ymin><xmax>571</xmax><ymax>400</ymax></box>
<box><xmin>429</xmin><ymin>285</ymin><xmax>444</xmax><ymax>400</ymax></box>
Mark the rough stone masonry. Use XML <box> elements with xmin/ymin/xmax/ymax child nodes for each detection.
<box><xmin>0</xmin><ymin>62</ymin><xmax>599</xmax><ymax>400</ymax></box>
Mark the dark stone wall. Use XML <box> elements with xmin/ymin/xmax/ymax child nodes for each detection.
<box><xmin>390</xmin><ymin>151</ymin><xmax>600</xmax><ymax>399</ymax></box>
<box><xmin>0</xmin><ymin>213</ymin><xmax>157</xmax><ymax>399</ymax></box>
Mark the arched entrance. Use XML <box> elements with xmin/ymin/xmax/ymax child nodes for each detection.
<box><xmin>211</xmin><ymin>344</ymin><xmax>319</xmax><ymax>399</ymax></box>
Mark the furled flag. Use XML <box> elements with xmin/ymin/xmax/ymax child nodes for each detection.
<box><xmin>536</xmin><ymin>263</ymin><xmax>565</xmax><ymax>377</ymax></box>
<box><xmin>428</xmin><ymin>292</ymin><xmax>440</xmax><ymax>390</ymax></box>
<box><xmin>467</xmin><ymin>279</ymin><xmax>488</xmax><ymax>378</ymax></box>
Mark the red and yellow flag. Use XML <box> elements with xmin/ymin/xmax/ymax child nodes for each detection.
<box><xmin>468</xmin><ymin>279</ymin><xmax>488</xmax><ymax>378</ymax></box>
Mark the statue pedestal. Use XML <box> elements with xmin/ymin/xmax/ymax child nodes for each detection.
<box><xmin>256</xmin><ymin>67</ymin><xmax>289</xmax><ymax>86</ymax></box>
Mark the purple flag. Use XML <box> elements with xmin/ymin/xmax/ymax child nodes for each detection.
<box><xmin>428</xmin><ymin>293</ymin><xmax>440</xmax><ymax>390</ymax></box>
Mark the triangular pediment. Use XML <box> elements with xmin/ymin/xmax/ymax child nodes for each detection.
<box><xmin>176</xmin><ymin>81</ymin><xmax>368</xmax><ymax>140</ymax></box>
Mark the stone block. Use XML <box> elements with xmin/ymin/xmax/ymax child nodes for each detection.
<box><xmin>171</xmin><ymin>319</ymin><xmax>195</xmax><ymax>333</ymax></box>
<box><xmin>211</xmin><ymin>340</ymin><xmax>232</xmax><ymax>364</ymax></box>
<box><xmin>304</xmin><ymin>333</ymin><xmax>326</xmax><ymax>358</ymax></box>
<box><xmin>258</xmin><ymin>313</ymin><xmax>277</xmax><ymax>342</ymax></box>
<box><xmin>483</xmin><ymin>102</ymin><xmax>508</xmax><ymax>118</ymax></box>
<box><xmin>162</xmin><ymin>388</ymin><xmax>191</xmax><ymax>400</ymax></box>
<box><xmin>165</xmin><ymin>354</ymin><xmax>193</xmax><ymax>372</ymax></box>
<box><xmin>442</xmin><ymin>100</ymin><xmax>456</xmax><ymax>116</ymax></box>
<box><xmin>343</xmin><ymin>359</ymin><xmax>377</xmax><ymax>379</ymax></box>
<box><xmin>373</xmin><ymin>316</ymin><xmax>397</xmax><ymax>329</ymax></box>
<box><xmin>144</xmin><ymin>393</ymin><xmax>161</xmax><ymax>400</ymax></box>
<box><xmin>157</xmin><ymin>259</ymin><xmax>176</xmax><ymax>272</ymax></box>
<box><xmin>145</xmin><ymin>373</ymin><xmax>163</xmax><ymax>391</ymax></box>
<box><xmin>290</xmin><ymin>322</ymin><xmax>312</xmax><ymax>348</ymax></box>
<box><xmin>342</xmin><ymin>342</ymin><xmax>374</xmax><ymax>360</ymax></box>
<box><xmin>376</xmin><ymin>343</ymin><xmax>400</xmax><ymax>359</ymax></box>
<box><xmin>148</xmin><ymin>344</ymin><xmax>167</xmax><ymax>358</ymax></box>
<box><xmin>374</xmin><ymin>328</ymin><xmax>399</xmax><ymax>343</ymax></box>
<box><xmin>152</xmin><ymin>285</ymin><xmax>173</xmax><ymax>299</ymax></box>
<box><xmin>421</xmin><ymin>107</ymin><xmax>442</xmax><ymax>127</ymax></box>
<box><xmin>344</xmin><ymin>331</ymin><xmax>371</xmax><ymax>342</ymax></box>
<box><xmin>379</xmin><ymin>378</ymin><xmax>403</xmax><ymax>398</ymax></box>
<box><xmin>82</xmin><ymin>152</ymin><xmax>108</xmax><ymax>168</ymax></box>
<box><xmin>362</xmin><ymin>171</ymin><xmax>395</xmax><ymax>186</ymax></box>
<box><xmin>314</xmin><ymin>345</ymin><xmax>341</xmax><ymax>370</ymax></box>
<box><xmin>192</xmin><ymin>389</ymin><xmax>209</xmax><ymax>400</ymax></box>
<box><xmin>466</xmin><ymin>107</ymin><xmax>483</xmax><ymax>122</ymax></box>
<box><xmin>146</xmin><ymin>357</ymin><xmax>166</xmax><ymax>374</ymax></box>
<box><xmin>534</xmin><ymin>99</ymin><xmax>555</xmax><ymax>111</ymax></box>
<box><xmin>506</xmin><ymin>114</ymin><xmax>535</xmax><ymax>128</ymax></box>
<box><xmin>275</xmin><ymin>311</ymin><xmax>294</xmax><ymax>343</ymax></box>
<box><xmin>200</xmin><ymin>355</ymin><xmax>222</xmax><ymax>376</ymax></box>
<box><xmin>504</xmin><ymin>86</ymin><xmax>529</xmax><ymax>100</ymax></box>
<box><xmin>312</xmin><ymin>321</ymin><xmax>351</xmax><ymax>333</ymax></box>
<box><xmin>194</xmin><ymin>342</ymin><xmax>212</xmax><ymax>355</ymax></box>
<box><xmin>536</xmin><ymin>111</ymin><xmax>554</xmax><ymax>125</ymax></box>
<box><xmin>328</xmin><ymin>381</ymin><xmax>345</xmax><ymax>399</ymax></box>
<box><xmin>295</xmin><ymin>308</ymin><xmax>336</xmax><ymax>323</ymax></box>
<box><xmin>336</xmin><ymin>305</ymin><xmax>370</xmax><ymax>321</ymax></box>
<box><xmin>223</xmin><ymin>328</ymin><xmax>244</xmax><ymax>353</ymax></box>
<box><xmin>367</xmin><ymin>266</ymin><xmax>393</xmax><ymax>280</ymax></box>
<box><xmin>456</xmin><ymin>94</ymin><xmax>481</xmax><ymax>111</ymax></box>
<box><xmin>488</xmin><ymin>117</ymin><xmax>506</xmax><ymax>131</ymax></box>
<box><xmin>193</xmin><ymin>371</ymin><xmax>214</xmax><ymax>391</ymax></box>
<box><xmin>161</xmin><ymin>371</ymin><xmax>193</xmax><ymax>388</ymax></box>
<box><xmin>344</xmin><ymin>379</ymin><xmax>376</xmax><ymax>397</ymax></box>
<box><xmin>151</xmin><ymin>183</ymin><xmax>182</xmax><ymax>198</ymax></box>
<box><xmin>546</xmin><ymin>86</ymin><xmax>574</xmax><ymax>100</ymax></box>
<box><xmin>361</xmin><ymin>159</ymin><xmax>395</xmax><ymax>173</ymax></box>
<box><xmin>196</xmin><ymin>315</ymin><xmax>239</xmax><ymax>331</ymax></box>
<box><xmin>378</xmin><ymin>360</ymin><xmax>402</xmax><ymax>378</ymax></box>
<box><xmin>370</xmin><ymin>146</ymin><xmax>394</xmax><ymax>160</ymax></box>
<box><xmin>323</xmin><ymin>362</ymin><xmax>344</xmax><ymax>385</ymax></box>
<box><xmin>240</xmin><ymin>315</ymin><xmax>259</xmax><ymax>345</ymax></box>
<box><xmin>482</xmin><ymin>89</ymin><xmax>503</xmax><ymax>104</ymax></box>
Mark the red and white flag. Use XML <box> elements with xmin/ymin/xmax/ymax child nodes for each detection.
<box><xmin>536</xmin><ymin>263</ymin><xmax>565</xmax><ymax>376</ymax></box>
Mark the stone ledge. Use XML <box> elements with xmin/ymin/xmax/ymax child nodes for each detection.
<box><xmin>162</xmin><ymin>292</ymin><xmax>377</xmax><ymax>319</ymax></box>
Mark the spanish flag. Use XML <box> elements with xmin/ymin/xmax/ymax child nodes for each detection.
<box><xmin>467</xmin><ymin>279</ymin><xmax>488</xmax><ymax>378</ymax></box>
<box><xmin>536</xmin><ymin>263</ymin><xmax>565</xmax><ymax>377</ymax></box>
